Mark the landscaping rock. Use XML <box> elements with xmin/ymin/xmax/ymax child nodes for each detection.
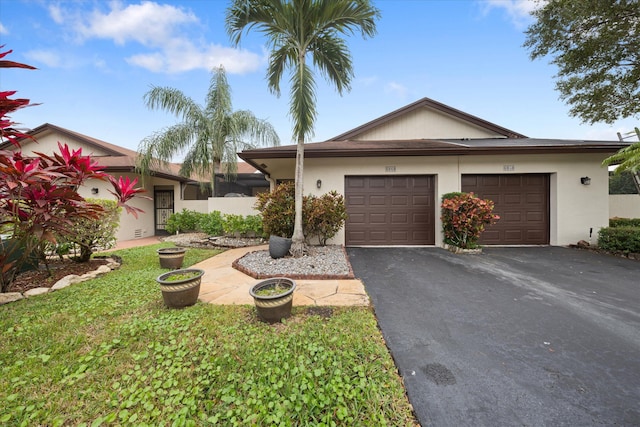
<box><xmin>96</xmin><ymin>265</ymin><xmax>112</xmax><ymax>274</ymax></box>
<box><xmin>0</xmin><ymin>292</ymin><xmax>24</xmax><ymax>305</ymax></box>
<box><xmin>51</xmin><ymin>274</ymin><xmax>82</xmax><ymax>290</ymax></box>
<box><xmin>24</xmin><ymin>287</ymin><xmax>50</xmax><ymax>297</ymax></box>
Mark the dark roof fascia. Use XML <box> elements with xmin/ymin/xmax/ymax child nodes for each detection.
<box><xmin>327</xmin><ymin>97</ymin><xmax>528</xmax><ymax>141</ymax></box>
<box><xmin>98</xmin><ymin>166</ymin><xmax>194</xmax><ymax>183</ymax></box>
<box><xmin>239</xmin><ymin>140</ymin><xmax>629</xmax><ymax>160</ymax></box>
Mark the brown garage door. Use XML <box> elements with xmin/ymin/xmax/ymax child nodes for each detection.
<box><xmin>345</xmin><ymin>175</ymin><xmax>435</xmax><ymax>246</ymax></box>
<box><xmin>461</xmin><ymin>174</ymin><xmax>549</xmax><ymax>245</ymax></box>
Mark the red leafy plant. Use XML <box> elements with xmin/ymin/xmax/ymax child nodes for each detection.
<box><xmin>0</xmin><ymin>47</ymin><xmax>149</xmax><ymax>292</ymax></box>
<box><xmin>441</xmin><ymin>192</ymin><xmax>500</xmax><ymax>249</ymax></box>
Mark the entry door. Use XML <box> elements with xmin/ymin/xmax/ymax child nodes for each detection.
<box><xmin>154</xmin><ymin>189</ymin><xmax>174</xmax><ymax>235</ymax></box>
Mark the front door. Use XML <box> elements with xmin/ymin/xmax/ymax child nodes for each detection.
<box><xmin>154</xmin><ymin>189</ymin><xmax>174</xmax><ymax>235</ymax></box>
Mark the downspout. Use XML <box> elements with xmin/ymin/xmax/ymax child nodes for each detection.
<box><xmin>265</xmin><ymin>173</ymin><xmax>276</xmax><ymax>191</ymax></box>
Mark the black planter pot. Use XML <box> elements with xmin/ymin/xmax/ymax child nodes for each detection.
<box><xmin>157</xmin><ymin>247</ymin><xmax>186</xmax><ymax>269</ymax></box>
<box><xmin>156</xmin><ymin>268</ymin><xmax>204</xmax><ymax>308</ymax></box>
<box><xmin>268</xmin><ymin>235</ymin><xmax>292</xmax><ymax>259</ymax></box>
<box><xmin>249</xmin><ymin>277</ymin><xmax>296</xmax><ymax>322</ymax></box>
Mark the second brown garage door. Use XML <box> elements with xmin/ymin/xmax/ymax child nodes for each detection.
<box><xmin>345</xmin><ymin>175</ymin><xmax>435</xmax><ymax>246</ymax></box>
<box><xmin>461</xmin><ymin>174</ymin><xmax>550</xmax><ymax>245</ymax></box>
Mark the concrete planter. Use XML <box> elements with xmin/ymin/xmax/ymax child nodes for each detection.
<box><xmin>249</xmin><ymin>277</ymin><xmax>296</xmax><ymax>322</ymax></box>
<box><xmin>268</xmin><ymin>235</ymin><xmax>292</xmax><ymax>259</ymax></box>
<box><xmin>443</xmin><ymin>244</ymin><xmax>482</xmax><ymax>255</ymax></box>
<box><xmin>156</xmin><ymin>268</ymin><xmax>204</xmax><ymax>308</ymax></box>
<box><xmin>157</xmin><ymin>247</ymin><xmax>186</xmax><ymax>269</ymax></box>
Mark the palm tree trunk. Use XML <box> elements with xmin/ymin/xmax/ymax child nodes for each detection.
<box><xmin>290</xmin><ymin>134</ymin><xmax>306</xmax><ymax>257</ymax></box>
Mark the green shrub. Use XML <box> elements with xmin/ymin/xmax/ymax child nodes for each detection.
<box><xmin>304</xmin><ymin>191</ymin><xmax>348</xmax><ymax>246</ymax></box>
<box><xmin>222</xmin><ymin>214</ymin><xmax>245</xmax><ymax>236</ymax></box>
<box><xmin>598</xmin><ymin>226</ymin><xmax>640</xmax><ymax>253</ymax></box>
<box><xmin>244</xmin><ymin>214</ymin><xmax>264</xmax><ymax>237</ymax></box>
<box><xmin>199</xmin><ymin>211</ymin><xmax>224</xmax><ymax>236</ymax></box>
<box><xmin>255</xmin><ymin>182</ymin><xmax>295</xmax><ymax>238</ymax></box>
<box><xmin>610</xmin><ymin>217</ymin><xmax>640</xmax><ymax>228</ymax></box>
<box><xmin>256</xmin><ymin>183</ymin><xmax>348</xmax><ymax>244</ymax></box>
<box><xmin>165</xmin><ymin>209</ymin><xmax>203</xmax><ymax>234</ymax></box>
<box><xmin>57</xmin><ymin>198</ymin><xmax>121</xmax><ymax>262</ymax></box>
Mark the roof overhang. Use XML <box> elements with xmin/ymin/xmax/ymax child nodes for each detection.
<box><xmin>239</xmin><ymin>138</ymin><xmax>630</xmax><ymax>173</ymax></box>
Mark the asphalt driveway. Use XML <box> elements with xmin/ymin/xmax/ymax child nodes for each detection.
<box><xmin>347</xmin><ymin>247</ymin><xmax>640</xmax><ymax>426</ymax></box>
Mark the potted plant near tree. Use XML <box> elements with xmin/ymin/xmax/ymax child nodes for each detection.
<box><xmin>440</xmin><ymin>192</ymin><xmax>500</xmax><ymax>254</ymax></box>
<box><xmin>157</xmin><ymin>246</ymin><xmax>187</xmax><ymax>269</ymax></box>
<box><xmin>249</xmin><ymin>277</ymin><xmax>296</xmax><ymax>322</ymax></box>
<box><xmin>156</xmin><ymin>268</ymin><xmax>204</xmax><ymax>308</ymax></box>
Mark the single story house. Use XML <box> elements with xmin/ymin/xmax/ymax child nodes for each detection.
<box><xmin>239</xmin><ymin>97</ymin><xmax>630</xmax><ymax>247</ymax></box>
<box><xmin>3</xmin><ymin>123</ymin><xmax>269</xmax><ymax>241</ymax></box>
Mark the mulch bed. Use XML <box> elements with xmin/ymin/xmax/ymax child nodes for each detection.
<box><xmin>8</xmin><ymin>258</ymin><xmax>111</xmax><ymax>293</ymax></box>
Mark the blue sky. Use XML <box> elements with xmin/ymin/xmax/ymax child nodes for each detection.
<box><xmin>1</xmin><ymin>0</ymin><xmax>638</xmax><ymax>157</ymax></box>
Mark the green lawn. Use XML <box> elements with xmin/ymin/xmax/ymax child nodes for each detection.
<box><xmin>0</xmin><ymin>244</ymin><xmax>417</xmax><ymax>426</ymax></box>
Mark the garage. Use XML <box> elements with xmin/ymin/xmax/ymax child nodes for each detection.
<box><xmin>345</xmin><ymin>175</ymin><xmax>435</xmax><ymax>246</ymax></box>
<box><xmin>461</xmin><ymin>174</ymin><xmax>550</xmax><ymax>245</ymax></box>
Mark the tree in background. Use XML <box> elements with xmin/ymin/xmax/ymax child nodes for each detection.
<box><xmin>609</xmin><ymin>170</ymin><xmax>639</xmax><ymax>195</ymax></box>
<box><xmin>524</xmin><ymin>0</ymin><xmax>640</xmax><ymax>125</ymax></box>
<box><xmin>226</xmin><ymin>0</ymin><xmax>380</xmax><ymax>257</ymax></box>
<box><xmin>137</xmin><ymin>66</ymin><xmax>280</xmax><ymax>191</ymax></box>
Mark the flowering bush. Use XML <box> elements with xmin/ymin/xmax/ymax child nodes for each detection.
<box><xmin>0</xmin><ymin>47</ymin><xmax>148</xmax><ymax>291</ymax></box>
<box><xmin>441</xmin><ymin>192</ymin><xmax>499</xmax><ymax>249</ymax></box>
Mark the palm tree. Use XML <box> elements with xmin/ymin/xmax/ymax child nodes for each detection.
<box><xmin>226</xmin><ymin>0</ymin><xmax>380</xmax><ymax>256</ymax></box>
<box><xmin>137</xmin><ymin>66</ymin><xmax>280</xmax><ymax>192</ymax></box>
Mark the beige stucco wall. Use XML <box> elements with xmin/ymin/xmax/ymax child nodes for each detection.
<box><xmin>18</xmin><ymin>130</ymin><xmax>113</xmax><ymax>157</ymax></box>
<box><xmin>208</xmin><ymin>197</ymin><xmax>259</xmax><ymax>216</ymax></box>
<box><xmin>81</xmin><ymin>174</ymin><xmax>156</xmax><ymax>242</ymax></box>
<box><xmin>353</xmin><ymin>108</ymin><xmax>506</xmax><ymax>140</ymax></box>
<box><xmin>609</xmin><ymin>195</ymin><xmax>640</xmax><ymax>218</ymax></box>
<box><xmin>270</xmin><ymin>152</ymin><xmax>610</xmax><ymax>247</ymax></box>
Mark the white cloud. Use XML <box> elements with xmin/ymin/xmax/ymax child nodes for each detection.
<box><xmin>77</xmin><ymin>1</ymin><xmax>197</xmax><ymax>46</ymax></box>
<box><xmin>481</xmin><ymin>0</ymin><xmax>542</xmax><ymax>28</ymax></box>
<box><xmin>0</xmin><ymin>22</ymin><xmax>8</xmax><ymax>35</ymax></box>
<box><xmin>48</xmin><ymin>4</ymin><xmax>65</xmax><ymax>25</ymax></box>
<box><xmin>385</xmin><ymin>81</ymin><xmax>409</xmax><ymax>98</ymax></box>
<box><xmin>51</xmin><ymin>1</ymin><xmax>262</xmax><ymax>74</ymax></box>
<box><xmin>24</xmin><ymin>49</ymin><xmax>63</xmax><ymax>68</ymax></box>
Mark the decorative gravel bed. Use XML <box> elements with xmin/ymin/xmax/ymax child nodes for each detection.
<box><xmin>234</xmin><ymin>245</ymin><xmax>354</xmax><ymax>279</ymax></box>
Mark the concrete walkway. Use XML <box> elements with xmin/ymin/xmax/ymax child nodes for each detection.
<box><xmin>192</xmin><ymin>245</ymin><xmax>370</xmax><ymax>307</ymax></box>
<box><xmin>110</xmin><ymin>238</ymin><xmax>369</xmax><ymax>307</ymax></box>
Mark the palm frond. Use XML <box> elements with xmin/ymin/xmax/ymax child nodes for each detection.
<box><xmin>136</xmin><ymin>123</ymin><xmax>196</xmax><ymax>177</ymax></box>
<box><xmin>604</xmin><ymin>140</ymin><xmax>640</xmax><ymax>173</ymax></box>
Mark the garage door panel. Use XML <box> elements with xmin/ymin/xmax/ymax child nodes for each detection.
<box><xmin>370</xmin><ymin>213</ymin><xmax>387</xmax><ymax>224</ymax></box>
<box><xmin>391</xmin><ymin>195</ymin><xmax>409</xmax><ymax>205</ymax></box>
<box><xmin>504</xmin><ymin>193</ymin><xmax>522</xmax><ymax>204</ymax></box>
<box><xmin>391</xmin><ymin>213</ymin><xmax>408</xmax><ymax>224</ymax></box>
<box><xmin>346</xmin><ymin>176</ymin><xmax>435</xmax><ymax>246</ymax></box>
<box><xmin>462</xmin><ymin>174</ymin><xmax>549</xmax><ymax>245</ymax></box>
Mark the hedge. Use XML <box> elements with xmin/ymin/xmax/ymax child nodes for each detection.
<box><xmin>609</xmin><ymin>217</ymin><xmax>640</xmax><ymax>228</ymax></box>
<box><xmin>598</xmin><ymin>226</ymin><xmax>640</xmax><ymax>253</ymax></box>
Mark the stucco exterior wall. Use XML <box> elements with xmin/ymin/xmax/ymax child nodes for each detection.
<box><xmin>285</xmin><ymin>152</ymin><xmax>610</xmax><ymax>247</ymax></box>
<box><xmin>609</xmin><ymin>195</ymin><xmax>640</xmax><ymax>219</ymax></box>
<box><xmin>81</xmin><ymin>174</ymin><xmax>156</xmax><ymax>242</ymax></box>
<box><xmin>208</xmin><ymin>197</ymin><xmax>259</xmax><ymax>216</ymax></box>
<box><xmin>352</xmin><ymin>108</ymin><xmax>506</xmax><ymax>140</ymax></box>
<box><xmin>19</xmin><ymin>131</ymin><xmax>112</xmax><ymax>157</ymax></box>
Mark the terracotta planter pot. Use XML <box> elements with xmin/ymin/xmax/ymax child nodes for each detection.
<box><xmin>268</xmin><ymin>235</ymin><xmax>292</xmax><ymax>259</ymax></box>
<box><xmin>156</xmin><ymin>268</ymin><xmax>204</xmax><ymax>308</ymax></box>
<box><xmin>249</xmin><ymin>277</ymin><xmax>296</xmax><ymax>322</ymax></box>
<box><xmin>157</xmin><ymin>247</ymin><xmax>186</xmax><ymax>269</ymax></box>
